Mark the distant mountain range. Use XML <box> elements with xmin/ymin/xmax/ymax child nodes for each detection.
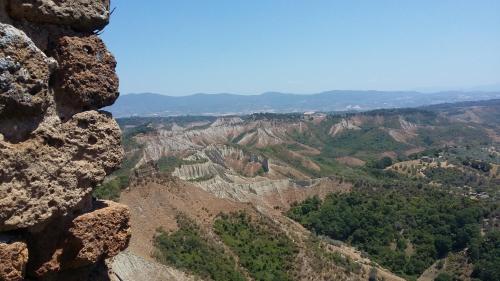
<box><xmin>107</xmin><ymin>90</ymin><xmax>500</xmax><ymax>117</ymax></box>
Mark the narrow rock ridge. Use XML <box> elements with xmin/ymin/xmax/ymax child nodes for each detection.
<box><xmin>109</xmin><ymin>251</ymin><xmax>202</xmax><ymax>281</ymax></box>
<box><xmin>0</xmin><ymin>1</ymin><xmax>130</xmax><ymax>280</ymax></box>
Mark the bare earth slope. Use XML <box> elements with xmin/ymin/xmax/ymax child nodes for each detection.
<box><xmin>117</xmin><ymin>173</ymin><xmax>403</xmax><ymax>281</ymax></box>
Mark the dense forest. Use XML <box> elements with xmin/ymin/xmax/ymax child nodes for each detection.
<box><xmin>287</xmin><ymin>189</ymin><xmax>491</xmax><ymax>279</ymax></box>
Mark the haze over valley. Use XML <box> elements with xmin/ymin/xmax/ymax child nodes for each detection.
<box><xmin>109</xmin><ymin>91</ymin><xmax>500</xmax><ymax>117</ymax></box>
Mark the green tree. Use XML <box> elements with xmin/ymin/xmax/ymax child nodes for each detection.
<box><xmin>434</xmin><ymin>236</ymin><xmax>452</xmax><ymax>258</ymax></box>
<box><xmin>153</xmin><ymin>215</ymin><xmax>246</xmax><ymax>281</ymax></box>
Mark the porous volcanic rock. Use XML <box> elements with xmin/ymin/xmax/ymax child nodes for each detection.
<box><xmin>53</xmin><ymin>35</ymin><xmax>119</xmax><ymax>113</ymax></box>
<box><xmin>28</xmin><ymin>200</ymin><xmax>130</xmax><ymax>278</ymax></box>
<box><xmin>68</xmin><ymin>200</ymin><xmax>131</xmax><ymax>267</ymax></box>
<box><xmin>0</xmin><ymin>23</ymin><xmax>56</xmax><ymax>142</ymax></box>
<box><xmin>7</xmin><ymin>0</ymin><xmax>110</xmax><ymax>32</ymax></box>
<box><xmin>0</xmin><ymin>1</ymin><xmax>129</xmax><ymax>280</ymax></box>
<box><xmin>0</xmin><ymin>111</ymin><xmax>123</xmax><ymax>231</ymax></box>
<box><xmin>12</xmin><ymin>20</ymin><xmax>79</xmax><ymax>53</ymax></box>
<box><xmin>0</xmin><ymin>237</ymin><xmax>29</xmax><ymax>281</ymax></box>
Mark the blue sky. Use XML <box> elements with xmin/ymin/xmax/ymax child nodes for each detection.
<box><xmin>101</xmin><ymin>0</ymin><xmax>500</xmax><ymax>96</ymax></box>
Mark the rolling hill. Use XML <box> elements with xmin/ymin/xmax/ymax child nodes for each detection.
<box><xmin>107</xmin><ymin>91</ymin><xmax>500</xmax><ymax>117</ymax></box>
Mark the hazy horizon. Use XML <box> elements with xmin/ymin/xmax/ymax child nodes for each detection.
<box><xmin>102</xmin><ymin>0</ymin><xmax>500</xmax><ymax>96</ymax></box>
<box><xmin>121</xmin><ymin>86</ymin><xmax>500</xmax><ymax>97</ymax></box>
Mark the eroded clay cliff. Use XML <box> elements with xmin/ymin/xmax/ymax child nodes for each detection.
<box><xmin>0</xmin><ymin>1</ymin><xmax>130</xmax><ymax>280</ymax></box>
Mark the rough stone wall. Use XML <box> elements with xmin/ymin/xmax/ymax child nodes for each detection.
<box><xmin>0</xmin><ymin>1</ymin><xmax>130</xmax><ymax>280</ymax></box>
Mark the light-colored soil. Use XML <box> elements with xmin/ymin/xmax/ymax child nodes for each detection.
<box><xmin>380</xmin><ymin>151</ymin><xmax>398</xmax><ymax>159</ymax></box>
<box><xmin>418</xmin><ymin>258</ymin><xmax>445</xmax><ymax>281</ymax></box>
<box><xmin>258</xmin><ymin>177</ymin><xmax>351</xmax><ymax>212</ymax></box>
<box><xmin>267</xmin><ymin>163</ymin><xmax>310</xmax><ymax>180</ymax></box>
<box><xmin>417</xmin><ymin>251</ymin><xmax>473</xmax><ymax>281</ymax></box>
<box><xmin>388</xmin><ymin>129</ymin><xmax>412</xmax><ymax>143</ymax></box>
<box><xmin>109</xmin><ymin>251</ymin><xmax>202</xmax><ymax>281</ymax></box>
<box><xmin>336</xmin><ymin>156</ymin><xmax>366</xmax><ymax>167</ymax></box>
<box><xmin>485</xmin><ymin>128</ymin><xmax>500</xmax><ymax>142</ymax></box>
<box><xmin>491</xmin><ymin>164</ymin><xmax>499</xmax><ymax>178</ymax></box>
<box><xmin>286</xmin><ymin>150</ymin><xmax>322</xmax><ymax>171</ymax></box>
<box><xmin>404</xmin><ymin>147</ymin><xmax>426</xmax><ymax>156</ymax></box>
<box><xmin>292</xmin><ymin>143</ymin><xmax>322</xmax><ymax>156</ymax></box>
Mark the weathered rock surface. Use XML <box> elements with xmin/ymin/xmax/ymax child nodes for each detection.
<box><xmin>28</xmin><ymin>200</ymin><xmax>130</xmax><ymax>278</ymax></box>
<box><xmin>0</xmin><ymin>1</ymin><xmax>128</xmax><ymax>280</ymax></box>
<box><xmin>0</xmin><ymin>237</ymin><xmax>28</xmax><ymax>281</ymax></box>
<box><xmin>0</xmin><ymin>23</ymin><xmax>56</xmax><ymax>142</ymax></box>
<box><xmin>68</xmin><ymin>200</ymin><xmax>130</xmax><ymax>267</ymax></box>
<box><xmin>53</xmin><ymin>35</ymin><xmax>119</xmax><ymax>113</ymax></box>
<box><xmin>8</xmin><ymin>0</ymin><xmax>110</xmax><ymax>32</ymax></box>
<box><xmin>0</xmin><ymin>111</ymin><xmax>123</xmax><ymax>231</ymax></box>
<box><xmin>0</xmin><ymin>23</ymin><xmax>52</xmax><ymax>114</ymax></box>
